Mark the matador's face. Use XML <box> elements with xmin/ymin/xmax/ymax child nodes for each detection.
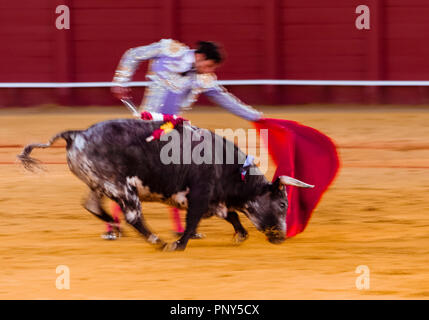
<box><xmin>194</xmin><ymin>53</ymin><xmax>219</xmax><ymax>74</ymax></box>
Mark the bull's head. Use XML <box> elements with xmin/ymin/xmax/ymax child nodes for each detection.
<box><xmin>242</xmin><ymin>176</ymin><xmax>314</xmax><ymax>244</ymax></box>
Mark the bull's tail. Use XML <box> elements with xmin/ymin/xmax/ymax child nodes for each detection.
<box><xmin>17</xmin><ymin>130</ymin><xmax>80</xmax><ymax>171</ymax></box>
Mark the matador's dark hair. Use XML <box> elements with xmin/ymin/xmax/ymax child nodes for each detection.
<box><xmin>195</xmin><ymin>41</ymin><xmax>224</xmax><ymax>63</ymax></box>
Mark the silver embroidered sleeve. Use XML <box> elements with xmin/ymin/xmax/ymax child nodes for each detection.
<box><xmin>113</xmin><ymin>42</ymin><xmax>162</xmax><ymax>84</ymax></box>
<box><xmin>203</xmin><ymin>85</ymin><xmax>262</xmax><ymax>121</ymax></box>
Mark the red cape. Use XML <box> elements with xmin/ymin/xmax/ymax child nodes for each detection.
<box><xmin>253</xmin><ymin>118</ymin><xmax>340</xmax><ymax>237</ymax></box>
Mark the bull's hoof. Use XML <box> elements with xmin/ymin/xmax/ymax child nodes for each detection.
<box><xmin>174</xmin><ymin>232</ymin><xmax>206</xmax><ymax>240</ymax></box>
<box><xmin>101</xmin><ymin>231</ymin><xmax>119</xmax><ymax>240</ymax></box>
<box><xmin>147</xmin><ymin>234</ymin><xmax>166</xmax><ymax>249</ymax></box>
<box><xmin>233</xmin><ymin>231</ymin><xmax>249</xmax><ymax>244</ymax></box>
<box><xmin>162</xmin><ymin>241</ymin><xmax>179</xmax><ymax>252</ymax></box>
<box><xmin>162</xmin><ymin>241</ymin><xmax>187</xmax><ymax>252</ymax></box>
<box><xmin>190</xmin><ymin>232</ymin><xmax>206</xmax><ymax>240</ymax></box>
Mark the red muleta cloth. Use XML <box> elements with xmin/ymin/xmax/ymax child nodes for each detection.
<box><xmin>253</xmin><ymin>118</ymin><xmax>340</xmax><ymax>237</ymax></box>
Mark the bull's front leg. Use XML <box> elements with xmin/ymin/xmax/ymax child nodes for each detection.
<box><xmin>225</xmin><ymin>211</ymin><xmax>249</xmax><ymax>244</ymax></box>
<box><xmin>164</xmin><ymin>190</ymin><xmax>209</xmax><ymax>252</ymax></box>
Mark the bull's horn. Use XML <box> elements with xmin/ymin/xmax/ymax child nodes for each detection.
<box><xmin>279</xmin><ymin>176</ymin><xmax>314</xmax><ymax>188</ymax></box>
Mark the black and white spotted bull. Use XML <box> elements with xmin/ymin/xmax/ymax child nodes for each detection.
<box><xmin>17</xmin><ymin>119</ymin><xmax>313</xmax><ymax>251</ymax></box>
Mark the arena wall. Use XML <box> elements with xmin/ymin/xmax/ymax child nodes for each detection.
<box><xmin>0</xmin><ymin>0</ymin><xmax>428</xmax><ymax>106</ymax></box>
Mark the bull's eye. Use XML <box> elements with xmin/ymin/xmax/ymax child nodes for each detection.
<box><xmin>280</xmin><ymin>202</ymin><xmax>286</xmax><ymax>209</ymax></box>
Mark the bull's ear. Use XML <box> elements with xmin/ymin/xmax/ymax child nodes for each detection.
<box><xmin>270</xmin><ymin>177</ymin><xmax>285</xmax><ymax>191</ymax></box>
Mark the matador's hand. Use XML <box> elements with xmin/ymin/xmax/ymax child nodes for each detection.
<box><xmin>111</xmin><ymin>86</ymin><xmax>131</xmax><ymax>100</ymax></box>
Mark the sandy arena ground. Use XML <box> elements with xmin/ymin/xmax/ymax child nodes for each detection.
<box><xmin>0</xmin><ymin>105</ymin><xmax>428</xmax><ymax>299</ymax></box>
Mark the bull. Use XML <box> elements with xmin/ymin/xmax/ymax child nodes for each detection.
<box><xmin>17</xmin><ymin>119</ymin><xmax>313</xmax><ymax>251</ymax></box>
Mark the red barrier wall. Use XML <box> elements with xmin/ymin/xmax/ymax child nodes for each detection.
<box><xmin>0</xmin><ymin>0</ymin><xmax>428</xmax><ymax>106</ymax></box>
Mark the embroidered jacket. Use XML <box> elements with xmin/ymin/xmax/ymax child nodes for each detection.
<box><xmin>113</xmin><ymin>39</ymin><xmax>262</xmax><ymax>121</ymax></box>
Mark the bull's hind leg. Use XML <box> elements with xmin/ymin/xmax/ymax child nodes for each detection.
<box><xmin>84</xmin><ymin>190</ymin><xmax>121</xmax><ymax>238</ymax></box>
<box><xmin>116</xmin><ymin>183</ymin><xmax>166</xmax><ymax>248</ymax></box>
<box><xmin>225</xmin><ymin>211</ymin><xmax>249</xmax><ymax>244</ymax></box>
